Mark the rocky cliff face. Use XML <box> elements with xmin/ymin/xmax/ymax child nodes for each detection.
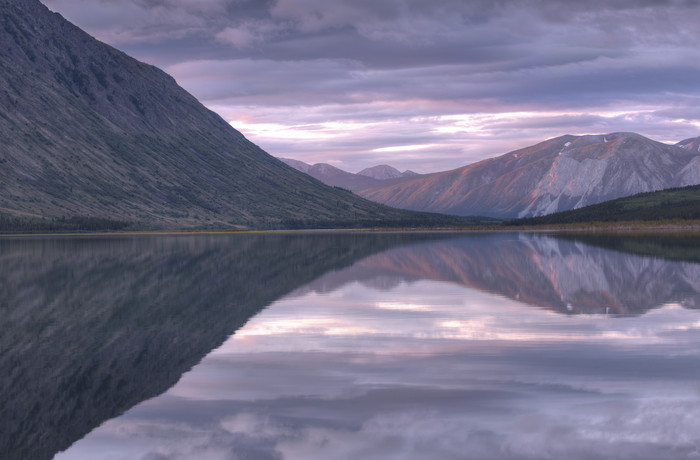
<box><xmin>358</xmin><ymin>133</ymin><xmax>700</xmax><ymax>218</ymax></box>
<box><xmin>0</xmin><ymin>0</ymin><xmax>433</xmax><ymax>229</ymax></box>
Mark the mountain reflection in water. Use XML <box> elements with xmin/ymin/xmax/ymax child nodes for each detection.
<box><xmin>294</xmin><ymin>233</ymin><xmax>700</xmax><ymax>315</ymax></box>
<box><xmin>3</xmin><ymin>232</ymin><xmax>700</xmax><ymax>460</ymax></box>
<box><xmin>0</xmin><ymin>233</ymin><xmax>426</xmax><ymax>460</ymax></box>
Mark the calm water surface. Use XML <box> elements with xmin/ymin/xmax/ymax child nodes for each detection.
<box><xmin>2</xmin><ymin>233</ymin><xmax>700</xmax><ymax>459</ymax></box>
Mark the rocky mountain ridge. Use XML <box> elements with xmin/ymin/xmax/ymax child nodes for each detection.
<box><xmin>279</xmin><ymin>158</ymin><xmax>421</xmax><ymax>191</ymax></box>
<box><xmin>356</xmin><ymin>132</ymin><xmax>700</xmax><ymax>217</ymax></box>
<box><xmin>357</xmin><ymin>164</ymin><xmax>419</xmax><ymax>180</ymax></box>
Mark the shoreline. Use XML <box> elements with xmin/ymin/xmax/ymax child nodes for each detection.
<box><xmin>2</xmin><ymin>219</ymin><xmax>700</xmax><ymax>238</ymax></box>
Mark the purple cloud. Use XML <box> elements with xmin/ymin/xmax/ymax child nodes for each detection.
<box><xmin>43</xmin><ymin>0</ymin><xmax>700</xmax><ymax>172</ymax></box>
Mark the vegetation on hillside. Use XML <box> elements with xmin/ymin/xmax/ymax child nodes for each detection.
<box><xmin>0</xmin><ymin>209</ymin><xmax>497</xmax><ymax>233</ymax></box>
<box><xmin>507</xmin><ymin>185</ymin><xmax>700</xmax><ymax>226</ymax></box>
<box><xmin>0</xmin><ymin>213</ymin><xmax>134</xmax><ymax>233</ymax></box>
<box><xmin>558</xmin><ymin>232</ymin><xmax>700</xmax><ymax>263</ymax></box>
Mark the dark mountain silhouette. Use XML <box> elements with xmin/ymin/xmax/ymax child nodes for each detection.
<box><xmin>0</xmin><ymin>0</ymin><xmax>457</xmax><ymax>229</ymax></box>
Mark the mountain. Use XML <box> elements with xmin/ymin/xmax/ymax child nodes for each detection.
<box><xmin>0</xmin><ymin>1</ymin><xmax>456</xmax><ymax>230</ymax></box>
<box><xmin>510</xmin><ymin>184</ymin><xmax>700</xmax><ymax>226</ymax></box>
<box><xmin>279</xmin><ymin>158</ymin><xmax>420</xmax><ymax>192</ymax></box>
<box><xmin>279</xmin><ymin>158</ymin><xmax>380</xmax><ymax>190</ymax></box>
<box><xmin>277</xmin><ymin>158</ymin><xmax>312</xmax><ymax>174</ymax></box>
<box><xmin>358</xmin><ymin>133</ymin><xmax>700</xmax><ymax>218</ymax></box>
<box><xmin>677</xmin><ymin>136</ymin><xmax>700</xmax><ymax>152</ymax></box>
<box><xmin>357</xmin><ymin>164</ymin><xmax>419</xmax><ymax>180</ymax></box>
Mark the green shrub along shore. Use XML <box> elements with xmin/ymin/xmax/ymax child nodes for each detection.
<box><xmin>507</xmin><ymin>184</ymin><xmax>700</xmax><ymax>227</ymax></box>
<box><xmin>1</xmin><ymin>185</ymin><xmax>698</xmax><ymax>234</ymax></box>
<box><xmin>0</xmin><ymin>214</ymin><xmax>134</xmax><ymax>233</ymax></box>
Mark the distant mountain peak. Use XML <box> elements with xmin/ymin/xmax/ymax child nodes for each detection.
<box><xmin>358</xmin><ymin>165</ymin><xmax>403</xmax><ymax>180</ymax></box>
<box><xmin>278</xmin><ymin>158</ymin><xmax>311</xmax><ymax>173</ymax></box>
<box><xmin>279</xmin><ymin>159</ymin><xmax>423</xmax><ymax>191</ymax></box>
<box><xmin>357</xmin><ymin>164</ymin><xmax>421</xmax><ymax>180</ymax></box>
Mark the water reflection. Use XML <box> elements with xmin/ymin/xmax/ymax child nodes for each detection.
<box><xmin>295</xmin><ymin>233</ymin><xmax>700</xmax><ymax>315</ymax></box>
<box><xmin>0</xmin><ymin>233</ymin><xmax>425</xmax><ymax>460</ymax></box>
<box><xmin>50</xmin><ymin>233</ymin><xmax>700</xmax><ymax>460</ymax></box>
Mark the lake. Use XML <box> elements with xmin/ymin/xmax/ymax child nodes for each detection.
<box><xmin>3</xmin><ymin>232</ymin><xmax>700</xmax><ymax>459</ymax></box>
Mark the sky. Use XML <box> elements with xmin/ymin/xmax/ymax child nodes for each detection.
<box><xmin>43</xmin><ymin>0</ymin><xmax>700</xmax><ymax>173</ymax></box>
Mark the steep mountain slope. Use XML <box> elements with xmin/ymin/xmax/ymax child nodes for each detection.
<box><xmin>358</xmin><ymin>133</ymin><xmax>700</xmax><ymax>218</ymax></box>
<box><xmin>0</xmin><ymin>1</ymin><xmax>451</xmax><ymax>229</ymax></box>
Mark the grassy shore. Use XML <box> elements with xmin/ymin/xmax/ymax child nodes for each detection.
<box><xmin>3</xmin><ymin>218</ymin><xmax>700</xmax><ymax>238</ymax></box>
<box><xmin>496</xmin><ymin>219</ymin><xmax>700</xmax><ymax>234</ymax></box>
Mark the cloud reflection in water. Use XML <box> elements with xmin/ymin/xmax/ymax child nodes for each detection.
<box><xmin>57</xmin><ymin>235</ymin><xmax>700</xmax><ymax>460</ymax></box>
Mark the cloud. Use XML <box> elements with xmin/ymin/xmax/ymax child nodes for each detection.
<box><xmin>43</xmin><ymin>0</ymin><xmax>700</xmax><ymax>171</ymax></box>
<box><xmin>55</xmin><ymin>235</ymin><xmax>700</xmax><ymax>459</ymax></box>
<box><xmin>59</xmin><ymin>348</ymin><xmax>700</xmax><ymax>460</ymax></box>
<box><xmin>215</xmin><ymin>21</ymin><xmax>278</xmax><ymax>49</ymax></box>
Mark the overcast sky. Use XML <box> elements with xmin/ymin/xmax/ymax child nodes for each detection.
<box><xmin>44</xmin><ymin>0</ymin><xmax>700</xmax><ymax>173</ymax></box>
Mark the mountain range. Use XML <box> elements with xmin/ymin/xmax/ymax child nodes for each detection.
<box><xmin>0</xmin><ymin>0</ymin><xmax>462</xmax><ymax>230</ymax></box>
<box><xmin>2</xmin><ymin>1</ymin><xmax>698</xmax><ymax>228</ymax></box>
<box><xmin>283</xmin><ymin>133</ymin><xmax>700</xmax><ymax>218</ymax></box>
<box><xmin>278</xmin><ymin>158</ymin><xmax>420</xmax><ymax>191</ymax></box>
